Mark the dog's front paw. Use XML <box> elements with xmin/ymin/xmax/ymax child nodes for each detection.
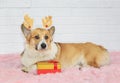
<box><xmin>21</xmin><ymin>66</ymin><xmax>29</xmax><ymax>73</ymax></box>
<box><xmin>21</xmin><ymin>65</ymin><xmax>37</xmax><ymax>73</ymax></box>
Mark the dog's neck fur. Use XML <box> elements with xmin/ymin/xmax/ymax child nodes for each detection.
<box><xmin>21</xmin><ymin>42</ymin><xmax>58</xmax><ymax>67</ymax></box>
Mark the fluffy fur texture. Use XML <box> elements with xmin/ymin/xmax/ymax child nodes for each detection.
<box><xmin>55</xmin><ymin>43</ymin><xmax>109</xmax><ymax>69</ymax></box>
<box><xmin>21</xmin><ymin>24</ymin><xmax>110</xmax><ymax>72</ymax></box>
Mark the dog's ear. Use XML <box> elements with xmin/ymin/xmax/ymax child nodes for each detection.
<box><xmin>48</xmin><ymin>26</ymin><xmax>55</xmax><ymax>35</ymax></box>
<box><xmin>21</xmin><ymin>24</ymin><xmax>31</xmax><ymax>38</ymax></box>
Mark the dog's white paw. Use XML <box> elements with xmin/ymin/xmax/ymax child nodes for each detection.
<box><xmin>21</xmin><ymin>66</ymin><xmax>29</xmax><ymax>73</ymax></box>
<box><xmin>21</xmin><ymin>65</ymin><xmax>37</xmax><ymax>73</ymax></box>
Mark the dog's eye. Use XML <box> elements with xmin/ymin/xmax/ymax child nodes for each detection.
<box><xmin>35</xmin><ymin>35</ymin><xmax>40</xmax><ymax>39</ymax></box>
<box><xmin>45</xmin><ymin>35</ymin><xmax>48</xmax><ymax>40</ymax></box>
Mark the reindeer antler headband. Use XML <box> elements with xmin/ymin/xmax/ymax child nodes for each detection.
<box><xmin>23</xmin><ymin>14</ymin><xmax>34</xmax><ymax>30</ymax></box>
<box><xmin>42</xmin><ymin>16</ymin><xmax>52</xmax><ymax>28</ymax></box>
<box><xmin>23</xmin><ymin>15</ymin><xmax>53</xmax><ymax>29</ymax></box>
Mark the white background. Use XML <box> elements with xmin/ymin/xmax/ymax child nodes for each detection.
<box><xmin>0</xmin><ymin>0</ymin><xmax>120</xmax><ymax>54</ymax></box>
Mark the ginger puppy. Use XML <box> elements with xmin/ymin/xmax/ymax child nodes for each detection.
<box><xmin>21</xmin><ymin>25</ymin><xmax>110</xmax><ymax>72</ymax></box>
<box><xmin>21</xmin><ymin>15</ymin><xmax>110</xmax><ymax>72</ymax></box>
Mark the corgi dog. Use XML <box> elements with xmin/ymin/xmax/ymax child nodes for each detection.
<box><xmin>21</xmin><ymin>16</ymin><xmax>110</xmax><ymax>72</ymax></box>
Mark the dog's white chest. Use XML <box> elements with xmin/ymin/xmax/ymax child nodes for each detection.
<box><xmin>21</xmin><ymin>43</ymin><xmax>58</xmax><ymax>67</ymax></box>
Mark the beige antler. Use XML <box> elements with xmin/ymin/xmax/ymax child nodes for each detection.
<box><xmin>23</xmin><ymin>14</ymin><xmax>33</xmax><ymax>30</ymax></box>
<box><xmin>42</xmin><ymin>16</ymin><xmax>52</xmax><ymax>28</ymax></box>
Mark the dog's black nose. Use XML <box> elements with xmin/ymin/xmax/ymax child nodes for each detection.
<box><xmin>41</xmin><ymin>43</ymin><xmax>46</xmax><ymax>49</ymax></box>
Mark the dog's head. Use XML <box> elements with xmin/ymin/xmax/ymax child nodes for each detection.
<box><xmin>21</xmin><ymin>24</ymin><xmax>55</xmax><ymax>51</ymax></box>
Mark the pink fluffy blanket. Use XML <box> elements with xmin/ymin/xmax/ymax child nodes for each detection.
<box><xmin>0</xmin><ymin>52</ymin><xmax>120</xmax><ymax>83</ymax></box>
